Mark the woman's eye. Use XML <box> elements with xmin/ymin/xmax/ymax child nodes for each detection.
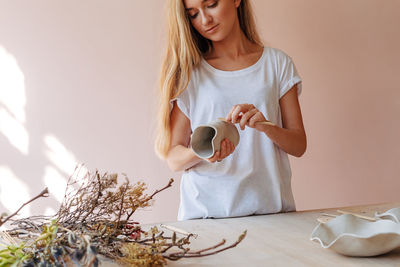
<box><xmin>208</xmin><ymin>1</ymin><xmax>218</xmax><ymax>8</ymax></box>
<box><xmin>189</xmin><ymin>13</ymin><xmax>198</xmax><ymax>19</ymax></box>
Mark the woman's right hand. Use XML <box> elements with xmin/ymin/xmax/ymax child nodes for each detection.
<box><xmin>206</xmin><ymin>138</ymin><xmax>235</xmax><ymax>163</ymax></box>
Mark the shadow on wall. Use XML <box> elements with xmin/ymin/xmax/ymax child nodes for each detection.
<box><xmin>0</xmin><ymin>45</ymin><xmax>86</xmax><ymax>220</ymax></box>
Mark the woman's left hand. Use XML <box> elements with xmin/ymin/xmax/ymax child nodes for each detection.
<box><xmin>226</xmin><ymin>103</ymin><xmax>271</xmax><ymax>131</ymax></box>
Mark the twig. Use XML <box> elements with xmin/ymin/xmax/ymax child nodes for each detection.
<box><xmin>126</xmin><ymin>178</ymin><xmax>174</xmax><ymax>220</ymax></box>
<box><xmin>147</xmin><ymin>179</ymin><xmax>174</xmax><ymax>201</ymax></box>
<box><xmin>137</xmin><ymin>231</ymin><xmax>166</xmax><ymax>244</ymax></box>
<box><xmin>79</xmin><ymin>171</ymin><xmax>103</xmax><ymax>223</ymax></box>
<box><xmin>0</xmin><ymin>188</ymin><xmax>49</xmax><ymax>227</ymax></box>
<box><xmin>115</xmin><ymin>183</ymin><xmax>127</xmax><ymax>230</ymax></box>
<box><xmin>165</xmin><ymin>230</ymin><xmax>247</xmax><ymax>260</ymax></box>
<box><xmin>186</xmin><ymin>239</ymin><xmax>226</xmax><ymax>254</ymax></box>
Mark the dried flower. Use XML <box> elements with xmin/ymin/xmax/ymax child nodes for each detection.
<box><xmin>0</xmin><ymin>167</ymin><xmax>246</xmax><ymax>266</ymax></box>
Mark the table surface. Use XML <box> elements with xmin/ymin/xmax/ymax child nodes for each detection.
<box><xmin>4</xmin><ymin>202</ymin><xmax>400</xmax><ymax>266</ymax></box>
<box><xmin>129</xmin><ymin>202</ymin><xmax>400</xmax><ymax>267</ymax></box>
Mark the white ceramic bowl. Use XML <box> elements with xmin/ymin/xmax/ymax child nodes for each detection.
<box><xmin>310</xmin><ymin>214</ymin><xmax>400</xmax><ymax>256</ymax></box>
<box><xmin>375</xmin><ymin>207</ymin><xmax>400</xmax><ymax>223</ymax></box>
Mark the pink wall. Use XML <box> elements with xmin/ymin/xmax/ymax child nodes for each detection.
<box><xmin>256</xmin><ymin>0</ymin><xmax>400</xmax><ymax>209</ymax></box>
<box><xmin>0</xmin><ymin>0</ymin><xmax>399</xmax><ymax>224</ymax></box>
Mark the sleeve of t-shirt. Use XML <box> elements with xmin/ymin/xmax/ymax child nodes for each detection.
<box><xmin>169</xmin><ymin>85</ymin><xmax>191</xmax><ymax>119</ymax></box>
<box><xmin>277</xmin><ymin>50</ymin><xmax>302</xmax><ymax>98</ymax></box>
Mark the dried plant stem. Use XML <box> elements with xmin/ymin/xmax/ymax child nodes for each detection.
<box><xmin>147</xmin><ymin>178</ymin><xmax>174</xmax><ymax>201</ymax></box>
<box><xmin>165</xmin><ymin>230</ymin><xmax>247</xmax><ymax>260</ymax></box>
<box><xmin>126</xmin><ymin>178</ymin><xmax>174</xmax><ymax>221</ymax></box>
<box><xmin>115</xmin><ymin>189</ymin><xmax>126</xmax><ymax>230</ymax></box>
<box><xmin>186</xmin><ymin>239</ymin><xmax>226</xmax><ymax>254</ymax></box>
<box><xmin>0</xmin><ymin>188</ymin><xmax>49</xmax><ymax>227</ymax></box>
<box><xmin>137</xmin><ymin>231</ymin><xmax>166</xmax><ymax>244</ymax></box>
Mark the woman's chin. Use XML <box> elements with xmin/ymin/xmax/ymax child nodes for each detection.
<box><xmin>205</xmin><ymin>34</ymin><xmax>227</xmax><ymax>43</ymax></box>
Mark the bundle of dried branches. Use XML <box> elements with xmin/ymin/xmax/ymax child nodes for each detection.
<box><xmin>0</xmin><ymin>168</ymin><xmax>247</xmax><ymax>266</ymax></box>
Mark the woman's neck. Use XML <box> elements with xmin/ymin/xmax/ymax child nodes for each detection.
<box><xmin>205</xmin><ymin>21</ymin><xmax>262</xmax><ymax>61</ymax></box>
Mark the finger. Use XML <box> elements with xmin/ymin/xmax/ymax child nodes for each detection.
<box><xmin>219</xmin><ymin>139</ymin><xmax>228</xmax><ymax>159</ymax></box>
<box><xmin>248</xmin><ymin>111</ymin><xmax>265</xmax><ymax>127</ymax></box>
<box><xmin>231</xmin><ymin>105</ymin><xmax>243</xmax><ymax>124</ymax></box>
<box><xmin>224</xmin><ymin>139</ymin><xmax>234</xmax><ymax>157</ymax></box>
<box><xmin>207</xmin><ymin>157</ymin><xmax>216</xmax><ymax>163</ymax></box>
<box><xmin>229</xmin><ymin>139</ymin><xmax>235</xmax><ymax>155</ymax></box>
<box><xmin>224</xmin><ymin>139</ymin><xmax>232</xmax><ymax>156</ymax></box>
<box><xmin>239</xmin><ymin>108</ymin><xmax>258</xmax><ymax>130</ymax></box>
<box><xmin>223</xmin><ymin>139</ymin><xmax>229</xmax><ymax>156</ymax></box>
<box><xmin>214</xmin><ymin>151</ymin><xmax>221</xmax><ymax>161</ymax></box>
<box><xmin>226</xmin><ymin>107</ymin><xmax>235</xmax><ymax>122</ymax></box>
<box><xmin>207</xmin><ymin>151</ymin><xmax>220</xmax><ymax>163</ymax></box>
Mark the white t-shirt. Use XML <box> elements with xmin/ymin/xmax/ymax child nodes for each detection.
<box><xmin>173</xmin><ymin>47</ymin><xmax>302</xmax><ymax>220</ymax></box>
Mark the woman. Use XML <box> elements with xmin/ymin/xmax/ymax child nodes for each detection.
<box><xmin>155</xmin><ymin>0</ymin><xmax>306</xmax><ymax>220</ymax></box>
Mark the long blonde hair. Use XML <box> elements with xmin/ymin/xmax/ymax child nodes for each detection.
<box><xmin>155</xmin><ymin>0</ymin><xmax>263</xmax><ymax>158</ymax></box>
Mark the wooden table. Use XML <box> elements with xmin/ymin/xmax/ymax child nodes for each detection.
<box><xmin>132</xmin><ymin>202</ymin><xmax>400</xmax><ymax>267</ymax></box>
<box><xmin>4</xmin><ymin>203</ymin><xmax>399</xmax><ymax>266</ymax></box>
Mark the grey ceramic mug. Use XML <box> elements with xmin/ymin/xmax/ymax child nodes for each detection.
<box><xmin>190</xmin><ymin>120</ymin><xmax>240</xmax><ymax>159</ymax></box>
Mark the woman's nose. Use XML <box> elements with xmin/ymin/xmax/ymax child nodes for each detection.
<box><xmin>200</xmin><ymin>11</ymin><xmax>213</xmax><ymax>25</ymax></box>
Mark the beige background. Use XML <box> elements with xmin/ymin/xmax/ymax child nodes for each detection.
<box><xmin>0</xmin><ymin>0</ymin><xmax>399</xmax><ymax>224</ymax></box>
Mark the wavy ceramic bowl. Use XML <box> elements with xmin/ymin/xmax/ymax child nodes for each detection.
<box><xmin>310</xmin><ymin>214</ymin><xmax>400</xmax><ymax>256</ymax></box>
<box><xmin>190</xmin><ymin>120</ymin><xmax>240</xmax><ymax>159</ymax></box>
<box><xmin>376</xmin><ymin>207</ymin><xmax>400</xmax><ymax>223</ymax></box>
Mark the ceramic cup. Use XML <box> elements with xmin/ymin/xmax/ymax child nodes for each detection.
<box><xmin>190</xmin><ymin>120</ymin><xmax>240</xmax><ymax>159</ymax></box>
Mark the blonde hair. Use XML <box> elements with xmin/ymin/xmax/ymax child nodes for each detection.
<box><xmin>155</xmin><ymin>0</ymin><xmax>263</xmax><ymax>158</ymax></box>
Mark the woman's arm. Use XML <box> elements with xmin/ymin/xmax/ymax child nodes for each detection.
<box><xmin>263</xmin><ymin>85</ymin><xmax>306</xmax><ymax>157</ymax></box>
<box><xmin>167</xmin><ymin>102</ymin><xmax>236</xmax><ymax>171</ymax></box>
<box><xmin>226</xmin><ymin>84</ymin><xmax>307</xmax><ymax>157</ymax></box>
<box><xmin>166</xmin><ymin>102</ymin><xmax>202</xmax><ymax>172</ymax></box>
